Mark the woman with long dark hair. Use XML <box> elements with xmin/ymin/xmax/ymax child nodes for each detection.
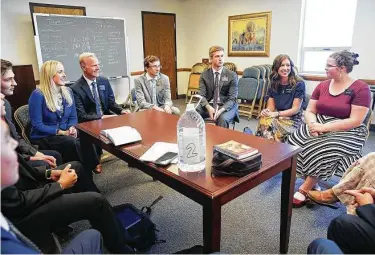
<box><xmin>255</xmin><ymin>54</ymin><xmax>306</xmax><ymax>142</ymax></box>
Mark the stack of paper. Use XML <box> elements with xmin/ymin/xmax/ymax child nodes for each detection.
<box><xmin>100</xmin><ymin>126</ymin><xmax>141</xmax><ymax>146</ymax></box>
<box><xmin>140</xmin><ymin>142</ymin><xmax>178</xmax><ymax>163</ymax></box>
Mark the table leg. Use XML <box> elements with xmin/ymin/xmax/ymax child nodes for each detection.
<box><xmin>203</xmin><ymin>199</ymin><xmax>221</xmax><ymax>253</ymax></box>
<box><xmin>280</xmin><ymin>155</ymin><xmax>297</xmax><ymax>254</ymax></box>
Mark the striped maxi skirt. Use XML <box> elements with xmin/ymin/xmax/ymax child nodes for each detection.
<box><xmin>286</xmin><ymin>114</ymin><xmax>368</xmax><ymax>181</ymax></box>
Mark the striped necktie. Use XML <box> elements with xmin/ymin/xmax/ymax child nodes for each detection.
<box><xmin>213</xmin><ymin>72</ymin><xmax>220</xmax><ymax>108</ymax></box>
<box><xmin>91</xmin><ymin>81</ymin><xmax>102</xmax><ymax>117</ymax></box>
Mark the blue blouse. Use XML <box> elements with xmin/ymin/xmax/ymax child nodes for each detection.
<box><xmin>267</xmin><ymin>81</ymin><xmax>306</xmax><ymax>112</ymax></box>
<box><xmin>29</xmin><ymin>88</ymin><xmax>78</xmax><ymax>139</ymax></box>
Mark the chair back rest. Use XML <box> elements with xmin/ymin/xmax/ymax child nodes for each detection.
<box><xmin>242</xmin><ymin>66</ymin><xmax>260</xmax><ymax>79</ymax></box>
<box><xmin>223</xmin><ymin>62</ymin><xmax>237</xmax><ymax>72</ymax></box>
<box><xmin>363</xmin><ymin>108</ymin><xmax>372</xmax><ymax>131</ymax></box>
<box><xmin>188</xmin><ymin>73</ymin><xmax>201</xmax><ymax>90</ymax></box>
<box><xmin>131</xmin><ymin>88</ymin><xmax>137</xmax><ymax>102</ymax></box>
<box><xmin>191</xmin><ymin>63</ymin><xmax>209</xmax><ymax>74</ymax></box>
<box><xmin>14</xmin><ymin>105</ymin><xmax>31</xmax><ymax>144</ymax></box>
<box><xmin>238</xmin><ymin>67</ymin><xmax>261</xmax><ymax>101</ymax></box>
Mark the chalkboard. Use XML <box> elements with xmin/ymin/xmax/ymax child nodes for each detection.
<box><xmin>34</xmin><ymin>14</ymin><xmax>128</xmax><ymax>82</ymax></box>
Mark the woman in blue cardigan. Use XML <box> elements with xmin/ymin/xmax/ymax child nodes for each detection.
<box><xmin>29</xmin><ymin>60</ymin><xmax>100</xmax><ymax>173</ymax></box>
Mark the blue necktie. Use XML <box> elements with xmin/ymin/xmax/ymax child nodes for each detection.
<box><xmin>91</xmin><ymin>81</ymin><xmax>102</xmax><ymax>117</ymax></box>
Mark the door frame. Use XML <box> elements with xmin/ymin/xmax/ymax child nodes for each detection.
<box><xmin>141</xmin><ymin>11</ymin><xmax>178</xmax><ymax>99</ymax></box>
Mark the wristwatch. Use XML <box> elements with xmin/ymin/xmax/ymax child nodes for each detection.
<box><xmin>45</xmin><ymin>169</ymin><xmax>52</xmax><ymax>179</ymax></box>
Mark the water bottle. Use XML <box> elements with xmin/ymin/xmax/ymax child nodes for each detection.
<box><xmin>177</xmin><ymin>103</ymin><xmax>206</xmax><ymax>172</ymax></box>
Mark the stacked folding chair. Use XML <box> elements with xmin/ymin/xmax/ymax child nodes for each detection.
<box><xmin>237</xmin><ymin>67</ymin><xmax>261</xmax><ymax>119</ymax></box>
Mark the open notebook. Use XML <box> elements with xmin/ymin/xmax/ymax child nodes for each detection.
<box><xmin>100</xmin><ymin>126</ymin><xmax>142</xmax><ymax>146</ymax></box>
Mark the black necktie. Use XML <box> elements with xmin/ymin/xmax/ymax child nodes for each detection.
<box><xmin>213</xmin><ymin>72</ymin><xmax>220</xmax><ymax>108</ymax></box>
<box><xmin>7</xmin><ymin>219</ymin><xmax>41</xmax><ymax>253</ymax></box>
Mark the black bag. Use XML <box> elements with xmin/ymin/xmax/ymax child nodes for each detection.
<box><xmin>212</xmin><ymin>151</ymin><xmax>262</xmax><ymax>177</ymax></box>
<box><xmin>113</xmin><ymin>196</ymin><xmax>165</xmax><ymax>252</ymax></box>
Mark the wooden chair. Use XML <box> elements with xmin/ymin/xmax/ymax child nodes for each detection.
<box><xmin>223</xmin><ymin>62</ymin><xmax>237</xmax><ymax>72</ymax></box>
<box><xmin>186</xmin><ymin>63</ymin><xmax>209</xmax><ymax>103</ymax></box>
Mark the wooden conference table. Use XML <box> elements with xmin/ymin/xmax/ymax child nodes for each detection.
<box><xmin>76</xmin><ymin>110</ymin><xmax>301</xmax><ymax>253</ymax></box>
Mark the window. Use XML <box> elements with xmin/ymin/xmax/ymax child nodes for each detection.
<box><xmin>299</xmin><ymin>0</ymin><xmax>357</xmax><ymax>73</ymax></box>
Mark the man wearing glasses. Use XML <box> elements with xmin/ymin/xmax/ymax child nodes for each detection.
<box><xmin>134</xmin><ymin>55</ymin><xmax>180</xmax><ymax>115</ymax></box>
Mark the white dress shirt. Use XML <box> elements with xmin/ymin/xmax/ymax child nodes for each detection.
<box><xmin>83</xmin><ymin>75</ymin><xmax>103</xmax><ymax>113</ymax></box>
<box><xmin>0</xmin><ymin>212</ymin><xmax>10</xmax><ymax>231</ymax></box>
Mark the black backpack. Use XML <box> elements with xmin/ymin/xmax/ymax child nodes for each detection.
<box><xmin>114</xmin><ymin>196</ymin><xmax>165</xmax><ymax>252</ymax></box>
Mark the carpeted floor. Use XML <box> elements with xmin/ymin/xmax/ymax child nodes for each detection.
<box><xmin>65</xmin><ymin>99</ymin><xmax>375</xmax><ymax>254</ymax></box>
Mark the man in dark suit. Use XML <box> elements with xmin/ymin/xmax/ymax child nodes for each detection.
<box><xmin>71</xmin><ymin>52</ymin><xmax>129</xmax><ymax>123</ymax></box>
<box><xmin>71</xmin><ymin>53</ymin><xmax>130</xmax><ymax>173</ymax></box>
<box><xmin>0</xmin><ymin>121</ymin><xmax>132</xmax><ymax>253</ymax></box>
<box><xmin>308</xmin><ymin>187</ymin><xmax>375</xmax><ymax>254</ymax></box>
<box><xmin>197</xmin><ymin>45</ymin><xmax>239</xmax><ymax>128</ymax></box>
<box><xmin>0</xmin><ymin>119</ymin><xmax>104</xmax><ymax>254</ymax></box>
<box><xmin>1</xmin><ymin>59</ymin><xmax>61</xmax><ymax>170</ymax></box>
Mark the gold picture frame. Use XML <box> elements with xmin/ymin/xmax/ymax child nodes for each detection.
<box><xmin>228</xmin><ymin>11</ymin><xmax>272</xmax><ymax>57</ymax></box>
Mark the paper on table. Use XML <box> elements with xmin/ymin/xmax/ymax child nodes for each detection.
<box><xmin>139</xmin><ymin>142</ymin><xmax>178</xmax><ymax>163</ymax></box>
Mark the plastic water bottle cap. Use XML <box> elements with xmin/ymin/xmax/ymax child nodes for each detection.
<box><xmin>186</xmin><ymin>103</ymin><xmax>195</xmax><ymax>111</ymax></box>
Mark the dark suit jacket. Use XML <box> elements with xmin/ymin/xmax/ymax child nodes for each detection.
<box><xmin>1</xmin><ymin>227</ymin><xmax>39</xmax><ymax>254</ymax></box>
<box><xmin>4</xmin><ymin>99</ymin><xmax>37</xmax><ymax>159</ymax></box>
<box><xmin>1</xmin><ymin>155</ymin><xmax>64</xmax><ymax>222</ymax></box>
<box><xmin>71</xmin><ymin>76</ymin><xmax>123</xmax><ymax>123</ymax></box>
<box><xmin>356</xmin><ymin>204</ymin><xmax>375</xmax><ymax>229</ymax></box>
<box><xmin>198</xmin><ymin>67</ymin><xmax>238</xmax><ymax>111</ymax></box>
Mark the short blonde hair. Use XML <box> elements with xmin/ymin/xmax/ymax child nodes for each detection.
<box><xmin>79</xmin><ymin>52</ymin><xmax>97</xmax><ymax>67</ymax></box>
<box><xmin>209</xmin><ymin>46</ymin><xmax>224</xmax><ymax>58</ymax></box>
<box><xmin>39</xmin><ymin>60</ymin><xmax>73</xmax><ymax>112</ymax></box>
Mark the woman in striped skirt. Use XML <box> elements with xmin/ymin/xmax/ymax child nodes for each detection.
<box><xmin>287</xmin><ymin>50</ymin><xmax>371</xmax><ymax>208</ymax></box>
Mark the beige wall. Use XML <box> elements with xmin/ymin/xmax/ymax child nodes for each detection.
<box><xmin>1</xmin><ymin>0</ymin><xmax>185</xmax><ymax>102</ymax></box>
<box><xmin>1</xmin><ymin>0</ymin><xmax>374</xmax><ymax>103</ymax></box>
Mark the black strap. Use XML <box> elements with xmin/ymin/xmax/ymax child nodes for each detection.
<box><xmin>141</xmin><ymin>195</ymin><xmax>163</xmax><ymax>215</ymax></box>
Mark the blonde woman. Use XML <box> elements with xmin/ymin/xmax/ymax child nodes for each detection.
<box><xmin>29</xmin><ymin>60</ymin><xmax>100</xmax><ymax>173</ymax></box>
